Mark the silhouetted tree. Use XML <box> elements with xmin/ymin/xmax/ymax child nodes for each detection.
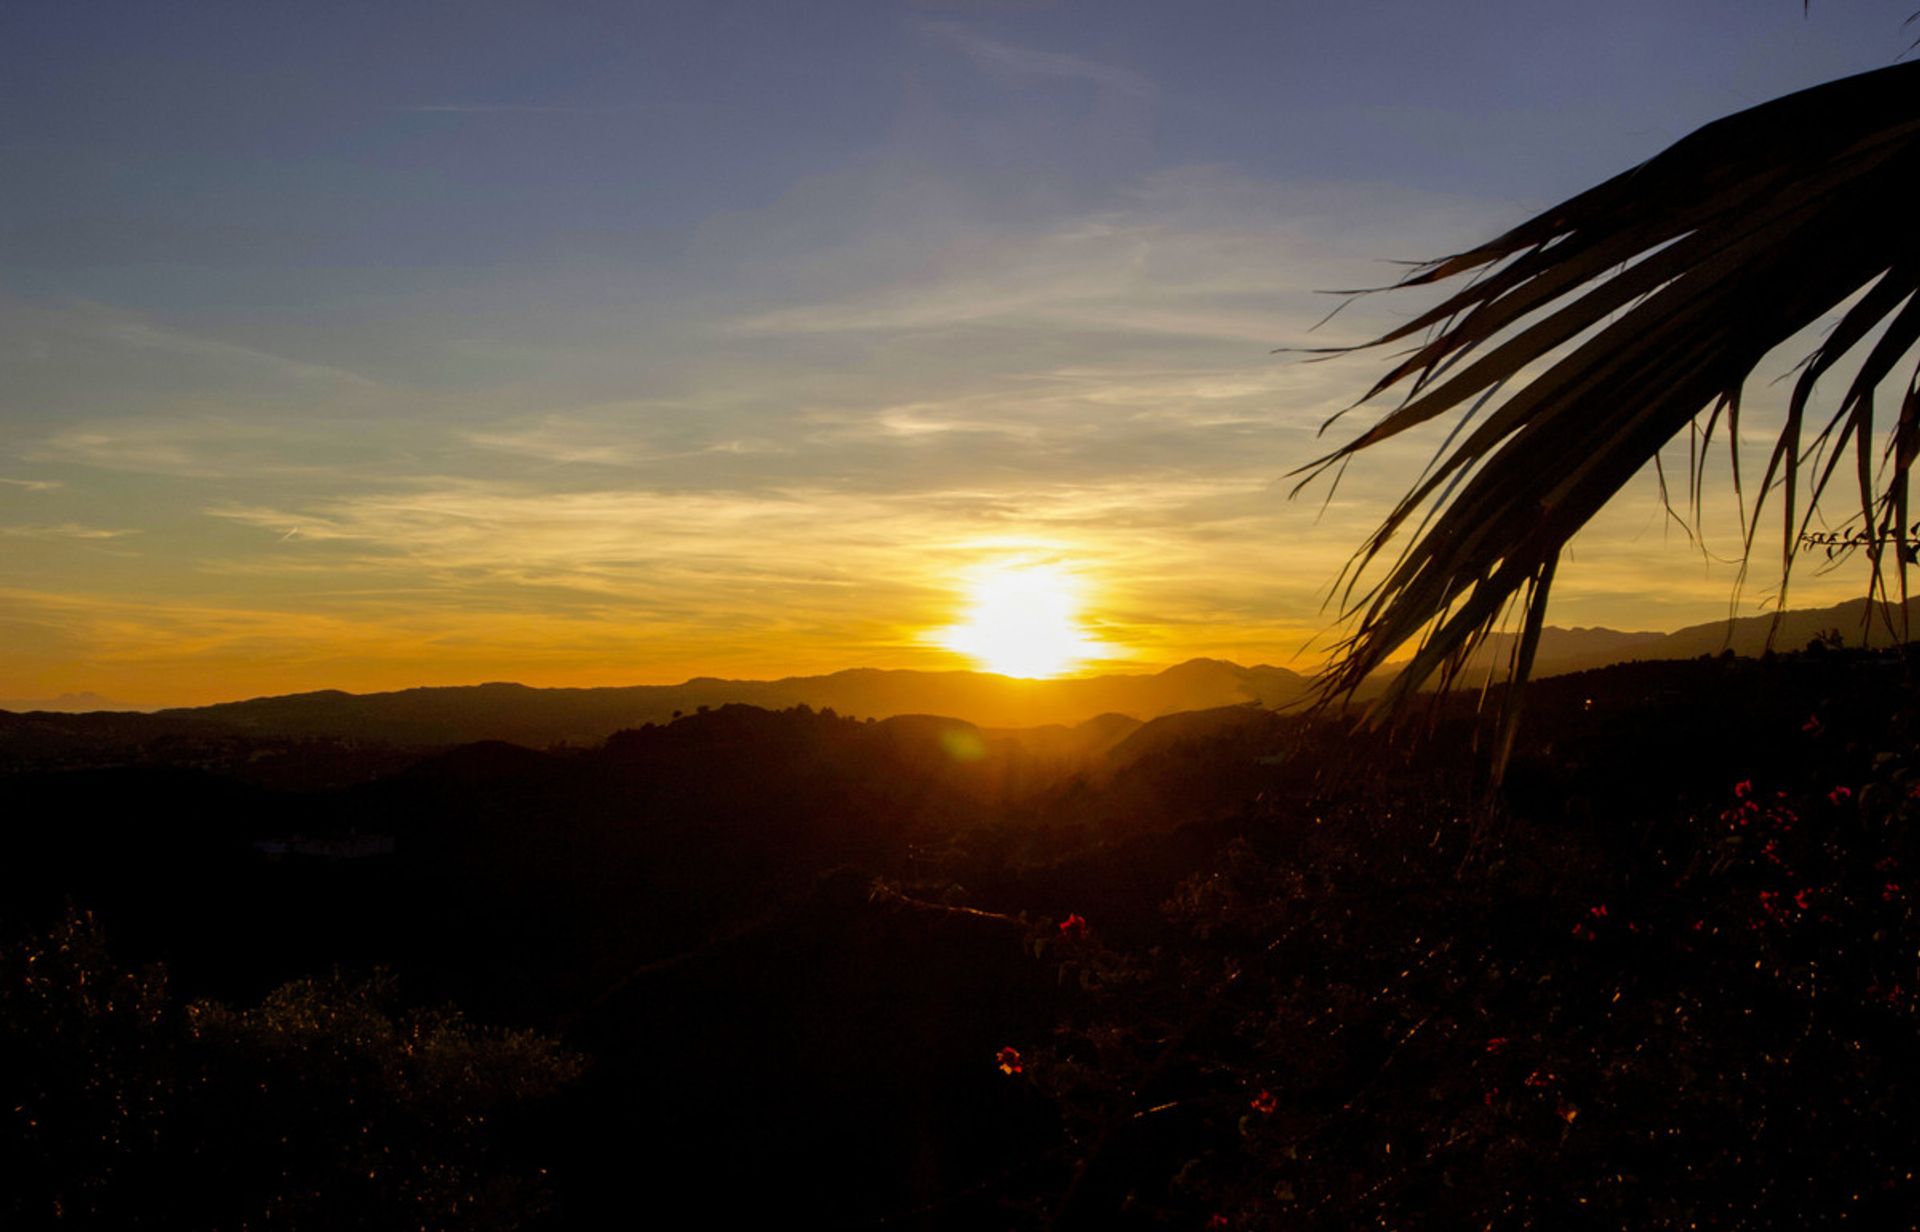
<box><xmin>1306</xmin><ymin>60</ymin><xmax>1920</xmax><ymax>738</ymax></box>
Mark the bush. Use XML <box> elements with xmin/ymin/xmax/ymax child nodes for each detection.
<box><xmin>1012</xmin><ymin>739</ymin><xmax>1920</xmax><ymax>1228</ymax></box>
<box><xmin>0</xmin><ymin>910</ymin><xmax>581</xmax><ymax>1230</ymax></box>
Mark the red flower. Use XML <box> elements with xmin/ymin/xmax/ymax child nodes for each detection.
<box><xmin>1735</xmin><ymin>779</ymin><xmax>1753</xmax><ymax>798</ymax></box>
<box><xmin>995</xmin><ymin>1046</ymin><xmax>1022</xmax><ymax>1076</ymax></box>
<box><xmin>1249</xmin><ymin>1089</ymin><xmax>1278</xmax><ymax>1115</ymax></box>
<box><xmin>1058</xmin><ymin>913</ymin><xmax>1088</xmax><ymax>938</ymax></box>
<box><xmin>1485</xmin><ymin>1036</ymin><xmax>1511</xmax><ymax>1053</ymax></box>
<box><xmin>1828</xmin><ymin>785</ymin><xmax>1853</xmax><ymax>804</ymax></box>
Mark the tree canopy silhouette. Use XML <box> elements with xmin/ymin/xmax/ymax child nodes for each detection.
<box><xmin>1306</xmin><ymin>60</ymin><xmax>1920</xmax><ymax>722</ymax></box>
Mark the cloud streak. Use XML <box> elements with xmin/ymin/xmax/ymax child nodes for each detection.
<box><xmin>0</xmin><ymin>523</ymin><xmax>141</xmax><ymax>540</ymax></box>
<box><xmin>926</xmin><ymin>22</ymin><xmax>1156</xmax><ymax>99</ymax></box>
<box><xmin>398</xmin><ymin>103</ymin><xmax>638</xmax><ymax>115</ymax></box>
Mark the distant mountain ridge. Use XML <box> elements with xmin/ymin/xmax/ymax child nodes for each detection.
<box><xmin>136</xmin><ymin>658</ymin><xmax>1312</xmax><ymax>747</ymax></box>
<box><xmin>1468</xmin><ymin>596</ymin><xmax>1920</xmax><ymax>681</ymax></box>
<box><xmin>8</xmin><ymin>596</ymin><xmax>1915</xmax><ymax>749</ymax></box>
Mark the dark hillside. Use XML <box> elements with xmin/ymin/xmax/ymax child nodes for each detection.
<box><xmin>135</xmin><ymin>659</ymin><xmax>1311</xmax><ymax>745</ymax></box>
<box><xmin>6</xmin><ymin>646</ymin><xmax>1920</xmax><ymax>1226</ymax></box>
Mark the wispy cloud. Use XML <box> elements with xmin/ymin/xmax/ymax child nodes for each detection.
<box><xmin>720</xmin><ymin>170</ymin><xmax>1483</xmax><ymax>347</ymax></box>
<box><xmin>24</xmin><ymin>416</ymin><xmax>404</xmax><ymax>480</ymax></box>
<box><xmin>926</xmin><ymin>22</ymin><xmax>1156</xmax><ymax>98</ymax></box>
<box><xmin>29</xmin><ymin>422</ymin><xmax>238</xmax><ymax>477</ymax></box>
<box><xmin>458</xmin><ymin>412</ymin><xmax>721</xmax><ymax>468</ymax></box>
<box><xmin>0</xmin><ymin>478</ymin><xmax>61</xmax><ymax>493</ymax></box>
<box><xmin>194</xmin><ymin>471</ymin><xmax>1345</xmax><ymax>663</ymax></box>
<box><xmin>461</xmin><ymin>424</ymin><xmax>641</xmax><ymax>466</ymax></box>
<box><xmin>81</xmin><ymin>312</ymin><xmax>379</xmax><ymax>389</ymax></box>
<box><xmin>400</xmin><ymin>103</ymin><xmax>628</xmax><ymax>114</ymax></box>
<box><xmin>0</xmin><ymin>523</ymin><xmax>141</xmax><ymax>540</ymax></box>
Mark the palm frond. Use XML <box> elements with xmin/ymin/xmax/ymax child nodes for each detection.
<box><xmin>1304</xmin><ymin>61</ymin><xmax>1920</xmax><ymax>732</ymax></box>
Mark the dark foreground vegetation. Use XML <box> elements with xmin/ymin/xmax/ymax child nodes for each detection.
<box><xmin>4</xmin><ymin>644</ymin><xmax>1919</xmax><ymax>1227</ymax></box>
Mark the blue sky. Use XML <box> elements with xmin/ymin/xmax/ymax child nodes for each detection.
<box><xmin>1</xmin><ymin>2</ymin><xmax>1912</xmax><ymax>703</ymax></box>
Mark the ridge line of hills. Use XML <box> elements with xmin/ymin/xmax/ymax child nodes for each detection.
<box><xmin>109</xmin><ymin>658</ymin><xmax>1312</xmax><ymax>747</ymax></box>
<box><xmin>3</xmin><ymin>596</ymin><xmax>1913</xmax><ymax>751</ymax></box>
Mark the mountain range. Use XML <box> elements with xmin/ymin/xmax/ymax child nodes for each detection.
<box><xmin>4</xmin><ymin>596</ymin><xmax>1915</xmax><ymax>750</ymax></box>
<box><xmin>143</xmin><ymin>657</ymin><xmax>1310</xmax><ymax>746</ymax></box>
<box><xmin>1461</xmin><ymin>595</ymin><xmax>1920</xmax><ymax>681</ymax></box>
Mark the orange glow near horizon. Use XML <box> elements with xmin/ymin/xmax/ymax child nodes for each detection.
<box><xmin>932</xmin><ymin>562</ymin><xmax>1111</xmax><ymax>678</ymax></box>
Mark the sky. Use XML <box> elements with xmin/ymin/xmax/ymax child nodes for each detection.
<box><xmin>2</xmin><ymin>1</ymin><xmax>1915</xmax><ymax>706</ymax></box>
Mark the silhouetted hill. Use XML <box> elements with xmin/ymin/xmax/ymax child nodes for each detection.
<box><xmin>1649</xmin><ymin>595</ymin><xmax>1920</xmax><ymax>657</ymax></box>
<box><xmin>1520</xmin><ymin>595</ymin><xmax>1920</xmax><ymax>674</ymax></box>
<box><xmin>1103</xmin><ymin>703</ymin><xmax>1279</xmax><ymax>774</ymax></box>
<box><xmin>566</xmin><ymin>871</ymin><xmax>1053</xmax><ymax>1223</ymax></box>
<box><xmin>0</xmin><ymin>708</ymin><xmax>229</xmax><ymax>760</ymax></box>
<box><xmin>13</xmin><ymin>644</ymin><xmax>1920</xmax><ymax>1226</ymax></box>
<box><xmin>395</xmin><ymin>739</ymin><xmax>561</xmax><ymax>788</ymax></box>
<box><xmin>9</xmin><ymin>597</ymin><xmax>1913</xmax><ymax>775</ymax></box>
<box><xmin>982</xmin><ymin>712</ymin><xmax>1143</xmax><ymax>763</ymax></box>
<box><xmin>139</xmin><ymin>660</ymin><xmax>1312</xmax><ymax>747</ymax></box>
<box><xmin>1353</xmin><ymin>596</ymin><xmax>1920</xmax><ymax>695</ymax></box>
<box><xmin>0</xmin><ymin>707</ymin><xmax>422</xmax><ymax>787</ymax></box>
<box><xmin>1527</xmin><ymin>624</ymin><xmax>1668</xmax><ymax>672</ymax></box>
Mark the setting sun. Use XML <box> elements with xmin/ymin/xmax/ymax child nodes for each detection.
<box><xmin>933</xmin><ymin>563</ymin><xmax>1109</xmax><ymax>678</ymax></box>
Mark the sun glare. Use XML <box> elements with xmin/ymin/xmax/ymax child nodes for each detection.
<box><xmin>935</xmin><ymin>563</ymin><xmax>1108</xmax><ymax>678</ymax></box>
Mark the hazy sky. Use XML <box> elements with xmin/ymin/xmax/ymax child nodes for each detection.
<box><xmin>2</xmin><ymin>2</ymin><xmax>1913</xmax><ymax>704</ymax></box>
